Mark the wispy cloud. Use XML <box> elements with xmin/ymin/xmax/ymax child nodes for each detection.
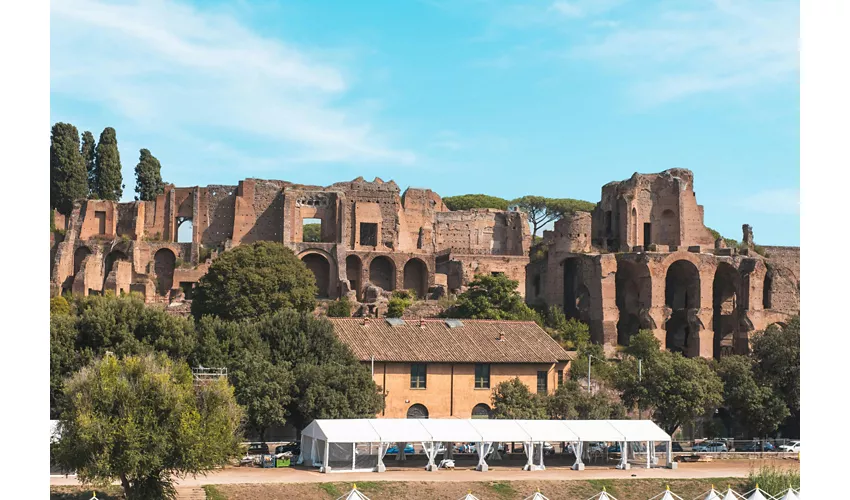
<box><xmin>566</xmin><ymin>0</ymin><xmax>799</xmax><ymax>105</ymax></box>
<box><xmin>51</xmin><ymin>0</ymin><xmax>415</xmax><ymax>165</ymax></box>
<box><xmin>737</xmin><ymin>188</ymin><xmax>800</xmax><ymax>215</ymax></box>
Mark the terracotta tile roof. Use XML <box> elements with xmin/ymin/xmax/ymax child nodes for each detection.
<box><xmin>330</xmin><ymin>318</ymin><xmax>572</xmax><ymax>364</ymax></box>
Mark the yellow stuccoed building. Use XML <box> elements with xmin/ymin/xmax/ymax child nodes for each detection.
<box><xmin>330</xmin><ymin>318</ymin><xmax>573</xmax><ymax>419</ymax></box>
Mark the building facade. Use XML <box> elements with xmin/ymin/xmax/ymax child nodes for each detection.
<box><xmin>330</xmin><ymin>318</ymin><xmax>572</xmax><ymax>419</ymax></box>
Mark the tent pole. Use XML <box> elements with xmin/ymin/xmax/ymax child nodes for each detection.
<box><xmin>646</xmin><ymin>440</ymin><xmax>651</xmax><ymax>468</ymax></box>
<box><xmin>352</xmin><ymin>442</ymin><xmax>356</xmax><ymax>471</ymax></box>
<box><xmin>323</xmin><ymin>441</ymin><xmax>330</xmax><ymax>473</ymax></box>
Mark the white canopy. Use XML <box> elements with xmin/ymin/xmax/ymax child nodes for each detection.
<box><xmin>648</xmin><ymin>488</ymin><xmax>683</xmax><ymax>500</ymax></box>
<box><xmin>368</xmin><ymin>418</ymin><xmax>432</xmax><ymax>443</ymax></box>
<box><xmin>336</xmin><ymin>486</ymin><xmax>371</xmax><ymax>500</ymax></box>
<box><xmin>699</xmin><ymin>488</ymin><xmax>722</xmax><ymax>500</ymax></box>
<box><xmin>777</xmin><ymin>488</ymin><xmax>799</xmax><ymax>500</ymax></box>
<box><xmin>468</xmin><ymin>419</ymin><xmax>531</xmax><ymax>441</ymax></box>
<box><xmin>523</xmin><ymin>491</ymin><xmax>550</xmax><ymax>500</ymax></box>
<box><xmin>418</xmin><ymin>419</ymin><xmax>482</xmax><ymax>442</ymax></box>
<box><xmin>459</xmin><ymin>494</ymin><xmax>481</xmax><ymax>500</ymax></box>
<box><xmin>301</xmin><ymin>419</ymin><xmax>381</xmax><ymax>442</ymax></box>
<box><xmin>563</xmin><ymin>420</ymin><xmax>626</xmax><ymax>442</ymax></box>
<box><xmin>721</xmin><ymin>490</ymin><xmax>744</xmax><ymax>500</ymax></box>
<box><xmin>607</xmin><ymin>420</ymin><xmax>671</xmax><ymax>442</ymax></box>
<box><xmin>746</xmin><ymin>489</ymin><xmax>770</xmax><ymax>500</ymax></box>
<box><xmin>516</xmin><ymin>420</ymin><xmax>580</xmax><ymax>442</ymax></box>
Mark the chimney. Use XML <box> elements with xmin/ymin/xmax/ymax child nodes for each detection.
<box><xmin>363</xmin><ymin>316</ymin><xmax>370</xmax><ymax>326</ymax></box>
<box><xmin>419</xmin><ymin>318</ymin><xmax>426</xmax><ymax>328</ymax></box>
<box><xmin>498</xmin><ymin>332</ymin><xmax>505</xmax><ymax>341</ymax></box>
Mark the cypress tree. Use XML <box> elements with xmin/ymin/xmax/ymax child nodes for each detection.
<box><xmin>80</xmin><ymin>131</ymin><xmax>96</xmax><ymax>196</ymax></box>
<box><xmin>50</xmin><ymin>123</ymin><xmax>88</xmax><ymax>215</ymax></box>
<box><xmin>134</xmin><ymin>149</ymin><xmax>165</xmax><ymax>201</ymax></box>
<box><xmin>93</xmin><ymin>127</ymin><xmax>123</xmax><ymax>201</ymax></box>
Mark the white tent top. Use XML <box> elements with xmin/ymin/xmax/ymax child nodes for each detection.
<box><xmin>745</xmin><ymin>489</ymin><xmax>770</xmax><ymax>500</ymax></box>
<box><xmin>777</xmin><ymin>488</ymin><xmax>799</xmax><ymax>500</ymax></box>
<box><xmin>523</xmin><ymin>491</ymin><xmax>550</xmax><ymax>500</ymax></box>
<box><xmin>301</xmin><ymin>419</ymin><xmax>381</xmax><ymax>443</ymax></box>
<box><xmin>563</xmin><ymin>420</ymin><xmax>626</xmax><ymax>442</ymax></box>
<box><xmin>368</xmin><ymin>419</ymin><xmax>432</xmax><ymax>442</ymax></box>
<box><xmin>648</xmin><ymin>487</ymin><xmax>684</xmax><ymax>500</ymax></box>
<box><xmin>336</xmin><ymin>485</ymin><xmax>371</xmax><ymax>500</ymax></box>
<box><xmin>516</xmin><ymin>420</ymin><xmax>580</xmax><ymax>442</ymax></box>
<box><xmin>697</xmin><ymin>488</ymin><xmax>722</xmax><ymax>500</ymax></box>
<box><xmin>468</xmin><ymin>419</ymin><xmax>531</xmax><ymax>442</ymax></box>
<box><xmin>607</xmin><ymin>420</ymin><xmax>671</xmax><ymax>442</ymax></box>
<box><xmin>459</xmin><ymin>494</ymin><xmax>481</xmax><ymax>500</ymax></box>
<box><xmin>418</xmin><ymin>418</ymin><xmax>482</xmax><ymax>442</ymax></box>
<box><xmin>721</xmin><ymin>490</ymin><xmax>744</xmax><ymax>500</ymax></box>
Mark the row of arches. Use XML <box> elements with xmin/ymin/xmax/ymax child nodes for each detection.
<box><xmin>72</xmin><ymin>246</ymin><xmax>179</xmax><ymax>297</ymax></box>
<box><xmin>300</xmin><ymin>252</ymin><xmax>430</xmax><ymax>299</ymax></box>
<box><xmin>405</xmin><ymin>403</ymin><xmax>493</xmax><ymax>419</ymax></box>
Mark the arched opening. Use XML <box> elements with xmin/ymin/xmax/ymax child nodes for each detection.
<box><xmin>406</xmin><ymin>404</ymin><xmax>429</xmax><ymax>419</ymax></box>
<box><xmin>369</xmin><ymin>256</ymin><xmax>395</xmax><ymax>291</ymax></box>
<box><xmin>403</xmin><ymin>258</ymin><xmax>428</xmax><ymax>299</ymax></box>
<box><xmin>73</xmin><ymin>246</ymin><xmax>91</xmax><ymax>277</ymax></box>
<box><xmin>176</xmin><ymin>217</ymin><xmax>193</xmax><ymax>243</ymax></box>
<box><xmin>346</xmin><ymin>255</ymin><xmax>362</xmax><ymax>300</ymax></box>
<box><xmin>615</xmin><ymin>259</ymin><xmax>653</xmax><ymax>346</ymax></box>
<box><xmin>103</xmin><ymin>250</ymin><xmax>128</xmax><ymax>288</ymax></box>
<box><xmin>659</xmin><ymin>209</ymin><xmax>677</xmax><ymax>246</ymax></box>
<box><xmin>154</xmin><ymin>248</ymin><xmax>176</xmax><ymax>296</ymax></box>
<box><xmin>563</xmin><ymin>258</ymin><xmax>591</xmax><ymax>323</ymax></box>
<box><xmin>631</xmin><ymin>207</ymin><xmax>638</xmax><ymax>246</ymax></box>
<box><xmin>665</xmin><ymin>260</ymin><xmax>701</xmax><ymax>356</ymax></box>
<box><xmin>301</xmin><ymin>253</ymin><xmax>331</xmax><ymax>298</ymax></box>
<box><xmin>713</xmin><ymin>263</ymin><xmax>740</xmax><ymax>359</ymax></box>
<box><xmin>763</xmin><ymin>271</ymin><xmax>773</xmax><ymax>309</ymax></box>
<box><xmin>471</xmin><ymin>403</ymin><xmax>493</xmax><ymax>419</ymax></box>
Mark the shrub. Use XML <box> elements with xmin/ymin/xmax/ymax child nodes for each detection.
<box><xmin>744</xmin><ymin>466</ymin><xmax>800</xmax><ymax>497</ymax></box>
<box><xmin>50</xmin><ymin>296</ymin><xmax>71</xmax><ymax>316</ymax></box>
<box><xmin>327</xmin><ymin>297</ymin><xmax>352</xmax><ymax>317</ymax></box>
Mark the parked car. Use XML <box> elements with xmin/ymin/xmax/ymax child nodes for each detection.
<box><xmin>246</xmin><ymin>442</ymin><xmax>269</xmax><ymax>456</ymax></box>
<box><xmin>454</xmin><ymin>443</ymin><xmax>477</xmax><ymax>454</ymax></box>
<box><xmin>275</xmin><ymin>442</ymin><xmax>301</xmax><ymax>456</ymax></box>
<box><xmin>655</xmin><ymin>442</ymin><xmax>684</xmax><ymax>452</ymax></box>
<box><xmin>543</xmin><ymin>442</ymin><xmax>556</xmax><ymax>456</ymax></box>
<box><xmin>778</xmin><ymin>441</ymin><xmax>800</xmax><ymax>453</ymax></box>
<box><xmin>386</xmin><ymin>444</ymin><xmax>415</xmax><ymax>455</ymax></box>
<box><xmin>693</xmin><ymin>441</ymin><xmax>728</xmax><ymax>452</ymax></box>
<box><xmin>737</xmin><ymin>441</ymin><xmax>775</xmax><ymax>452</ymax></box>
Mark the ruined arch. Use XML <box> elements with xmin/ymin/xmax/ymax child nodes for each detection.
<box><xmin>664</xmin><ymin>259</ymin><xmax>701</xmax><ymax>356</ymax></box>
<box><xmin>103</xmin><ymin>250</ymin><xmax>129</xmax><ymax>288</ymax></box>
<box><xmin>403</xmin><ymin>258</ymin><xmax>428</xmax><ymax>299</ymax></box>
<box><xmin>73</xmin><ymin>246</ymin><xmax>92</xmax><ymax>277</ymax></box>
<box><xmin>563</xmin><ymin>257</ymin><xmax>590</xmax><ymax>323</ymax></box>
<box><xmin>659</xmin><ymin>209</ymin><xmax>678</xmax><ymax>246</ymax></box>
<box><xmin>712</xmin><ymin>262</ymin><xmax>740</xmax><ymax>359</ymax></box>
<box><xmin>369</xmin><ymin>256</ymin><xmax>396</xmax><ymax>291</ymax></box>
<box><xmin>763</xmin><ymin>270</ymin><xmax>774</xmax><ymax>309</ymax></box>
<box><xmin>406</xmin><ymin>403</ymin><xmax>429</xmax><ymax>419</ymax></box>
<box><xmin>615</xmin><ymin>259</ymin><xmax>653</xmax><ymax>346</ymax></box>
<box><xmin>631</xmin><ymin>207</ymin><xmax>638</xmax><ymax>246</ymax></box>
<box><xmin>346</xmin><ymin>255</ymin><xmax>363</xmax><ymax>300</ymax></box>
<box><xmin>301</xmin><ymin>252</ymin><xmax>332</xmax><ymax>298</ymax></box>
<box><xmin>154</xmin><ymin>248</ymin><xmax>176</xmax><ymax>296</ymax></box>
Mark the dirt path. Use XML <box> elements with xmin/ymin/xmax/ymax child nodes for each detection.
<box><xmin>49</xmin><ymin>458</ymin><xmax>798</xmax><ymax>488</ymax></box>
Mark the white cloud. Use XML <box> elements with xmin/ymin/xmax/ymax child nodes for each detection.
<box><xmin>50</xmin><ymin>0</ymin><xmax>415</xmax><ymax>165</ymax></box>
<box><xmin>567</xmin><ymin>0</ymin><xmax>799</xmax><ymax>105</ymax></box>
<box><xmin>737</xmin><ymin>188</ymin><xmax>800</xmax><ymax>215</ymax></box>
<box><xmin>551</xmin><ymin>2</ymin><xmax>583</xmax><ymax>18</ymax></box>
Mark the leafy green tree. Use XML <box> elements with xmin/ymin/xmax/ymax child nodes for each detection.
<box><xmin>623</xmin><ymin>329</ymin><xmax>663</xmax><ymax>362</ymax></box>
<box><xmin>569</xmin><ymin>341</ymin><xmax>616</xmax><ymax>386</ymax></box>
<box><xmin>302</xmin><ymin>223</ymin><xmax>321</xmax><ymax>242</ymax></box>
<box><xmin>387</xmin><ymin>289</ymin><xmax>415</xmax><ymax>318</ymax></box>
<box><xmin>445</xmin><ymin>274</ymin><xmax>540</xmax><ymax>321</ymax></box>
<box><xmin>50</xmin><ymin>122</ymin><xmax>88</xmax><ymax>215</ymax></box>
<box><xmin>491</xmin><ymin>377</ymin><xmax>547</xmax><ymax>419</ymax></box>
<box><xmin>717</xmin><ymin>355</ymin><xmax>789</xmax><ymax>440</ymax></box>
<box><xmin>442</xmin><ymin>194</ymin><xmax>510</xmax><ymax>211</ymax></box>
<box><xmin>54</xmin><ymin>354</ymin><xmax>243</xmax><ymax>499</ymax></box>
<box><xmin>92</xmin><ymin>127</ymin><xmax>124</xmax><ymax>200</ymax></box>
<box><xmin>327</xmin><ymin>296</ymin><xmax>352</xmax><ymax>317</ymax></box>
<box><xmin>81</xmin><ymin>130</ymin><xmax>97</xmax><ymax>195</ymax></box>
<box><xmin>544</xmin><ymin>307</ymin><xmax>590</xmax><ymax>349</ymax></box>
<box><xmin>50</xmin><ymin>296</ymin><xmax>71</xmax><ymax>316</ymax></box>
<box><xmin>618</xmin><ymin>350</ymin><xmax>723</xmax><ymax>435</ymax></box>
<box><xmin>191</xmin><ymin>242</ymin><xmax>317</xmax><ymax>321</ymax></box>
<box><xmin>511</xmin><ymin>196</ymin><xmax>595</xmax><ymax>238</ymax></box>
<box><xmin>751</xmin><ymin>317</ymin><xmax>800</xmax><ymax>413</ymax></box>
<box><xmin>134</xmin><ymin>148</ymin><xmax>165</xmax><ymax>201</ymax></box>
<box><xmin>229</xmin><ymin>350</ymin><xmax>295</xmax><ymax>441</ymax></box>
<box><xmin>546</xmin><ymin>379</ymin><xmax>626</xmax><ymax>419</ymax></box>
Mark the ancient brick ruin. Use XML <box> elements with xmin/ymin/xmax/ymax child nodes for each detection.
<box><xmin>50</xmin><ymin>177</ymin><xmax>532</xmax><ymax>305</ymax></box>
<box><xmin>50</xmin><ymin>169</ymin><xmax>799</xmax><ymax>359</ymax></box>
<box><xmin>525</xmin><ymin>169</ymin><xmax>800</xmax><ymax>359</ymax></box>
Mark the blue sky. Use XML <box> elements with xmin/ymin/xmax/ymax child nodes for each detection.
<box><xmin>50</xmin><ymin>0</ymin><xmax>800</xmax><ymax>245</ymax></box>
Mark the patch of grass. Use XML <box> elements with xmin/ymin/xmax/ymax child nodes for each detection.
<box><xmin>744</xmin><ymin>466</ymin><xmax>800</xmax><ymax>497</ymax></box>
<box><xmin>354</xmin><ymin>481</ymin><xmax>386</xmax><ymax>493</ymax></box>
<box><xmin>50</xmin><ymin>486</ymin><xmax>123</xmax><ymax>499</ymax></box>
<box><xmin>588</xmin><ymin>479</ymin><xmax>617</xmax><ymax>496</ymax></box>
<box><xmin>203</xmin><ymin>484</ymin><xmax>227</xmax><ymax>500</ymax></box>
<box><xmin>317</xmin><ymin>483</ymin><xmax>341</xmax><ymax>497</ymax></box>
<box><xmin>485</xmin><ymin>481</ymin><xmax>517</xmax><ymax>498</ymax></box>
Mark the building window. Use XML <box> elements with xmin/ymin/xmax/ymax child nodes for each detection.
<box><xmin>557</xmin><ymin>369</ymin><xmax>564</xmax><ymax>388</ymax></box>
<box><xmin>474</xmin><ymin>364</ymin><xmax>490</xmax><ymax>389</ymax></box>
<box><xmin>360</xmin><ymin>222</ymin><xmax>378</xmax><ymax>246</ymax></box>
<box><xmin>537</xmin><ymin>371</ymin><xmax>548</xmax><ymax>394</ymax></box>
<box><xmin>410</xmin><ymin>363</ymin><xmax>427</xmax><ymax>389</ymax></box>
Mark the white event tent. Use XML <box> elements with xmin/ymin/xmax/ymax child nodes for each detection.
<box><xmin>299</xmin><ymin>418</ymin><xmax>673</xmax><ymax>473</ymax></box>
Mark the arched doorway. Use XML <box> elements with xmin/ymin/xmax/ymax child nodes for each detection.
<box><xmin>369</xmin><ymin>256</ymin><xmax>395</xmax><ymax>291</ymax></box>
<box><xmin>406</xmin><ymin>404</ymin><xmax>429</xmax><ymax>419</ymax></box>
<box><xmin>615</xmin><ymin>259</ymin><xmax>653</xmax><ymax>346</ymax></box>
<box><xmin>403</xmin><ymin>258</ymin><xmax>428</xmax><ymax>299</ymax></box>
<box><xmin>154</xmin><ymin>248</ymin><xmax>176</xmax><ymax>296</ymax></box>
<box><xmin>73</xmin><ymin>246</ymin><xmax>91</xmax><ymax>277</ymax></box>
<box><xmin>563</xmin><ymin>258</ymin><xmax>591</xmax><ymax>324</ymax></box>
<box><xmin>103</xmin><ymin>250</ymin><xmax>128</xmax><ymax>288</ymax></box>
<box><xmin>763</xmin><ymin>271</ymin><xmax>773</xmax><ymax>309</ymax></box>
<box><xmin>712</xmin><ymin>263</ymin><xmax>740</xmax><ymax>359</ymax></box>
<box><xmin>471</xmin><ymin>403</ymin><xmax>493</xmax><ymax>419</ymax></box>
<box><xmin>665</xmin><ymin>260</ymin><xmax>701</xmax><ymax>356</ymax></box>
<box><xmin>631</xmin><ymin>207</ymin><xmax>638</xmax><ymax>246</ymax></box>
<box><xmin>301</xmin><ymin>253</ymin><xmax>331</xmax><ymax>298</ymax></box>
<box><xmin>346</xmin><ymin>255</ymin><xmax>362</xmax><ymax>300</ymax></box>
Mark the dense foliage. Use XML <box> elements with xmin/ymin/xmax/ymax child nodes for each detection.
<box><xmin>92</xmin><ymin>127</ymin><xmax>124</xmax><ymax>201</ymax></box>
<box><xmin>54</xmin><ymin>354</ymin><xmax>242</xmax><ymax>499</ymax></box>
<box><xmin>302</xmin><ymin>223</ymin><xmax>321</xmax><ymax>242</ymax></box>
<box><xmin>326</xmin><ymin>296</ymin><xmax>353</xmax><ymax>317</ymax></box>
<box><xmin>444</xmin><ymin>274</ymin><xmax>540</xmax><ymax>321</ymax></box>
<box><xmin>491</xmin><ymin>377</ymin><xmax>547</xmax><ymax>419</ymax></box>
<box><xmin>442</xmin><ymin>194</ymin><xmax>510</xmax><ymax>211</ymax></box>
<box><xmin>134</xmin><ymin>148</ymin><xmax>166</xmax><ymax>201</ymax></box>
<box><xmin>191</xmin><ymin>242</ymin><xmax>317</xmax><ymax>321</ymax></box>
<box><xmin>544</xmin><ymin>306</ymin><xmax>590</xmax><ymax>350</ymax></box>
<box><xmin>387</xmin><ymin>289</ymin><xmax>416</xmax><ymax>318</ymax></box>
<box><xmin>80</xmin><ymin>131</ymin><xmax>97</xmax><ymax>197</ymax></box>
<box><xmin>717</xmin><ymin>355</ymin><xmax>789</xmax><ymax>439</ymax></box>
<box><xmin>50</xmin><ymin>122</ymin><xmax>89</xmax><ymax>215</ymax></box>
<box><xmin>511</xmin><ymin>196</ymin><xmax>595</xmax><ymax>238</ymax></box>
<box><xmin>547</xmin><ymin>379</ymin><xmax>626</xmax><ymax>420</ymax></box>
